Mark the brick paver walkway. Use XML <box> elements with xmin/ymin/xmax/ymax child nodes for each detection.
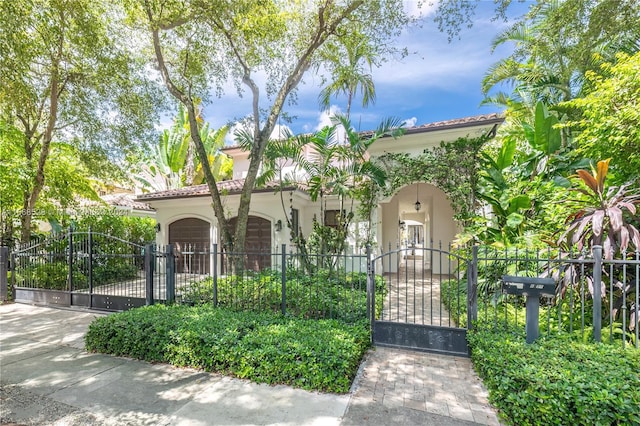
<box><xmin>342</xmin><ymin>347</ymin><xmax>502</xmax><ymax>425</ymax></box>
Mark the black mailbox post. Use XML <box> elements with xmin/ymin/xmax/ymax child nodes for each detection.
<box><xmin>502</xmin><ymin>275</ymin><xmax>556</xmax><ymax>344</ymax></box>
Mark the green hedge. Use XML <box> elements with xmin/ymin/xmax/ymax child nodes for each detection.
<box><xmin>468</xmin><ymin>329</ymin><xmax>640</xmax><ymax>425</ymax></box>
<box><xmin>18</xmin><ymin>262</ymin><xmax>86</xmax><ymax>290</ymax></box>
<box><xmin>179</xmin><ymin>269</ymin><xmax>385</xmax><ymax>323</ymax></box>
<box><xmin>85</xmin><ymin>305</ymin><xmax>370</xmax><ymax>393</ymax></box>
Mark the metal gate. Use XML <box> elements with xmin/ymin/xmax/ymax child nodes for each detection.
<box><xmin>10</xmin><ymin>230</ymin><xmax>155</xmax><ymax>311</ymax></box>
<box><xmin>368</xmin><ymin>246</ymin><xmax>473</xmax><ymax>356</ymax></box>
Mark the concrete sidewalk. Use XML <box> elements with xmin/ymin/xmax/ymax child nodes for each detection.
<box><xmin>0</xmin><ymin>303</ymin><xmax>501</xmax><ymax>425</ymax></box>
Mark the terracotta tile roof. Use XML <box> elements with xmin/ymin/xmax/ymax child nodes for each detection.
<box><xmin>101</xmin><ymin>193</ymin><xmax>154</xmax><ymax>211</ymax></box>
<box><xmin>222</xmin><ymin>113</ymin><xmax>504</xmax><ymax>150</ymax></box>
<box><xmin>404</xmin><ymin>113</ymin><xmax>504</xmax><ymax>134</ymax></box>
<box><xmin>355</xmin><ymin>113</ymin><xmax>504</xmax><ymax>140</ymax></box>
<box><xmin>136</xmin><ymin>179</ymin><xmax>288</xmax><ymax>201</ymax></box>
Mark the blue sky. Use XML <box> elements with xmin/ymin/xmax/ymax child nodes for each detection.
<box><xmin>197</xmin><ymin>1</ymin><xmax>533</xmax><ymax>143</ymax></box>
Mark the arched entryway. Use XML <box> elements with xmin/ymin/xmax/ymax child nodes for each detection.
<box><xmin>380</xmin><ymin>182</ymin><xmax>457</xmax><ymax>274</ymax></box>
<box><xmin>226</xmin><ymin>215</ymin><xmax>272</xmax><ymax>271</ymax></box>
<box><xmin>169</xmin><ymin>217</ymin><xmax>211</xmax><ymax>273</ymax></box>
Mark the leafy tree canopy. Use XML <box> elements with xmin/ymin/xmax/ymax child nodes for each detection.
<box><xmin>0</xmin><ymin>0</ymin><xmax>164</xmax><ymax>242</ymax></box>
<box><xmin>126</xmin><ymin>0</ymin><xmax>418</xmax><ymax>252</ymax></box>
<box><xmin>482</xmin><ymin>0</ymin><xmax>640</xmax><ymax>107</ymax></box>
<box><xmin>562</xmin><ymin>52</ymin><xmax>640</xmax><ymax>186</ymax></box>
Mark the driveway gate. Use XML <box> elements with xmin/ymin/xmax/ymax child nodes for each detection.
<box><xmin>368</xmin><ymin>246</ymin><xmax>474</xmax><ymax>356</ymax></box>
<box><xmin>10</xmin><ymin>230</ymin><xmax>156</xmax><ymax>311</ymax></box>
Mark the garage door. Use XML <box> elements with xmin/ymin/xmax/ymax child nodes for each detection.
<box><xmin>169</xmin><ymin>218</ymin><xmax>210</xmax><ymax>274</ymax></box>
<box><xmin>227</xmin><ymin>216</ymin><xmax>272</xmax><ymax>271</ymax></box>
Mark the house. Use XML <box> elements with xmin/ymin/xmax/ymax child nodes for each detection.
<box><xmin>99</xmin><ymin>191</ymin><xmax>156</xmax><ymax>218</ymax></box>
<box><xmin>137</xmin><ymin>113</ymin><xmax>503</xmax><ymax>272</ymax></box>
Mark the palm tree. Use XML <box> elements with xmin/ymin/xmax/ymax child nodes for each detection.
<box><xmin>134</xmin><ymin>104</ymin><xmax>231</xmax><ymax>192</ymax></box>
<box><xmin>134</xmin><ymin>124</ymin><xmax>189</xmax><ymax>192</ymax></box>
<box><xmin>318</xmin><ymin>34</ymin><xmax>377</xmax><ymax>119</ymax></box>
<box><xmin>482</xmin><ymin>0</ymin><xmax>640</xmax><ymax>107</ymax></box>
<box><xmin>261</xmin><ymin>115</ymin><xmax>403</xmax><ymax>259</ymax></box>
<box><xmin>482</xmin><ymin>2</ymin><xmax>576</xmax><ymax>105</ymax></box>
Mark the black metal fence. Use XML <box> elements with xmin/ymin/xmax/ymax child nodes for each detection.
<box><xmin>156</xmin><ymin>243</ymin><xmax>370</xmax><ymax>322</ymax></box>
<box><xmin>371</xmin><ymin>245</ymin><xmax>469</xmax><ymax>328</ymax></box>
<box><xmin>470</xmin><ymin>245</ymin><xmax>640</xmax><ymax>349</ymax></box>
<box><xmin>1</xmin><ymin>233</ymin><xmax>638</xmax><ymax>349</ymax></box>
<box><xmin>5</xmin><ymin>230</ymin><xmax>151</xmax><ymax>309</ymax></box>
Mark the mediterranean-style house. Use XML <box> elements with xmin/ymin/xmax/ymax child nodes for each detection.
<box><xmin>137</xmin><ymin>113</ymin><xmax>503</xmax><ymax>272</ymax></box>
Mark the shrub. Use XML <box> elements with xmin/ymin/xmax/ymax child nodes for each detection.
<box><xmin>85</xmin><ymin>304</ymin><xmax>371</xmax><ymax>393</ymax></box>
<box><xmin>468</xmin><ymin>329</ymin><xmax>640</xmax><ymax>425</ymax></box>
<box><xmin>92</xmin><ymin>261</ymin><xmax>139</xmax><ymax>284</ymax></box>
<box><xmin>178</xmin><ymin>268</ymin><xmax>385</xmax><ymax>323</ymax></box>
<box><xmin>20</xmin><ymin>262</ymin><xmax>86</xmax><ymax>290</ymax></box>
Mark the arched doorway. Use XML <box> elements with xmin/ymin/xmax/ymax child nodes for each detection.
<box><xmin>226</xmin><ymin>216</ymin><xmax>272</xmax><ymax>271</ymax></box>
<box><xmin>169</xmin><ymin>218</ymin><xmax>211</xmax><ymax>273</ymax></box>
<box><xmin>380</xmin><ymin>182</ymin><xmax>457</xmax><ymax>273</ymax></box>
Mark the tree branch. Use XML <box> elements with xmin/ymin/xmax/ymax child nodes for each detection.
<box><xmin>144</xmin><ymin>0</ymin><xmax>233</xmax><ymax>247</ymax></box>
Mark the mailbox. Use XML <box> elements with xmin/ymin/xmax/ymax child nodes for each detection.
<box><xmin>502</xmin><ymin>275</ymin><xmax>555</xmax><ymax>297</ymax></box>
<box><xmin>502</xmin><ymin>275</ymin><xmax>556</xmax><ymax>344</ymax></box>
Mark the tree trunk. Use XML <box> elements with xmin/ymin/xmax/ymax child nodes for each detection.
<box><xmin>148</xmin><ymin>0</ymin><xmax>364</xmax><ymax>263</ymax></box>
<box><xmin>184</xmin><ymin>141</ymin><xmax>196</xmax><ymax>186</ymax></box>
<box><xmin>148</xmin><ymin>21</ymin><xmax>233</xmax><ymax>250</ymax></box>
<box><xmin>20</xmin><ymin>61</ymin><xmax>60</xmax><ymax>243</ymax></box>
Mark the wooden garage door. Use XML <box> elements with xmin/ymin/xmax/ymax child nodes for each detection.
<box><xmin>169</xmin><ymin>218</ymin><xmax>210</xmax><ymax>274</ymax></box>
<box><xmin>227</xmin><ymin>216</ymin><xmax>272</xmax><ymax>271</ymax></box>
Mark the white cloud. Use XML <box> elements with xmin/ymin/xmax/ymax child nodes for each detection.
<box><xmin>226</xmin><ymin>119</ymin><xmax>293</xmax><ymax>145</ymax></box>
<box><xmin>311</xmin><ymin>105</ymin><xmax>349</xmax><ymax>142</ymax></box>
<box><xmin>402</xmin><ymin>117</ymin><xmax>418</xmax><ymax>128</ymax></box>
<box><xmin>153</xmin><ymin>112</ymin><xmax>174</xmax><ymax>132</ymax></box>
<box><xmin>270</xmin><ymin>123</ymin><xmax>293</xmax><ymax>140</ymax></box>
<box><xmin>315</xmin><ymin>105</ymin><xmax>343</xmax><ymax>131</ymax></box>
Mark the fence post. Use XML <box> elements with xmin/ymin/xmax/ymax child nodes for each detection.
<box><xmin>467</xmin><ymin>245</ymin><xmax>479</xmax><ymax>331</ymax></box>
<box><xmin>281</xmin><ymin>244</ymin><xmax>286</xmax><ymax>315</ymax></box>
<box><xmin>0</xmin><ymin>247</ymin><xmax>8</xmax><ymax>302</ymax></box>
<box><xmin>212</xmin><ymin>243</ymin><xmax>218</xmax><ymax>307</ymax></box>
<box><xmin>366</xmin><ymin>245</ymin><xmax>375</xmax><ymax>329</ymax></box>
<box><xmin>67</xmin><ymin>228</ymin><xmax>73</xmax><ymax>292</ymax></box>
<box><xmin>166</xmin><ymin>244</ymin><xmax>175</xmax><ymax>303</ymax></box>
<box><xmin>592</xmin><ymin>245</ymin><xmax>603</xmax><ymax>342</ymax></box>
<box><xmin>145</xmin><ymin>244</ymin><xmax>155</xmax><ymax>306</ymax></box>
<box><xmin>88</xmin><ymin>227</ymin><xmax>93</xmax><ymax>308</ymax></box>
<box><xmin>10</xmin><ymin>252</ymin><xmax>16</xmax><ymax>293</ymax></box>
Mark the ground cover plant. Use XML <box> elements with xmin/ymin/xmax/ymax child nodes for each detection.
<box><xmin>179</xmin><ymin>268</ymin><xmax>385</xmax><ymax>323</ymax></box>
<box><xmin>441</xmin><ymin>269</ymin><xmax>640</xmax><ymax>424</ymax></box>
<box><xmin>85</xmin><ymin>304</ymin><xmax>370</xmax><ymax>393</ymax></box>
<box><xmin>468</xmin><ymin>328</ymin><xmax>640</xmax><ymax>425</ymax></box>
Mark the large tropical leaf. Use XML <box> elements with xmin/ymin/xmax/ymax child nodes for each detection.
<box><xmin>576</xmin><ymin>169</ymin><xmax>599</xmax><ymax>194</ymax></box>
<box><xmin>507</xmin><ymin>194</ymin><xmax>531</xmax><ymax>214</ymax></box>
<box><xmin>533</xmin><ymin>101</ymin><xmax>561</xmax><ymax>154</ymax></box>
<box><xmin>496</xmin><ymin>138</ymin><xmax>516</xmax><ymax>170</ymax></box>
